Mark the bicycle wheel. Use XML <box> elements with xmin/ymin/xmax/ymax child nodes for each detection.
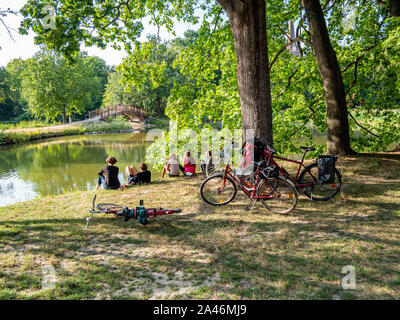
<box><xmin>257</xmin><ymin>177</ymin><xmax>298</xmax><ymax>214</ymax></box>
<box><xmin>96</xmin><ymin>203</ymin><xmax>125</xmax><ymax>214</ymax></box>
<box><xmin>200</xmin><ymin>174</ymin><xmax>237</xmax><ymax>206</ymax></box>
<box><xmin>298</xmin><ymin>162</ymin><xmax>342</xmax><ymax>201</ymax></box>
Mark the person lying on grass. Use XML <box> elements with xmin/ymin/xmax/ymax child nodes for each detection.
<box><xmin>120</xmin><ymin>163</ymin><xmax>151</xmax><ymax>189</ymax></box>
<box><xmin>95</xmin><ymin>156</ymin><xmax>121</xmax><ymax>190</ymax></box>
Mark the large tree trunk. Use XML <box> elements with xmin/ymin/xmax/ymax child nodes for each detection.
<box><xmin>389</xmin><ymin>0</ymin><xmax>400</xmax><ymax>16</ymax></box>
<box><xmin>303</xmin><ymin>0</ymin><xmax>356</xmax><ymax>155</ymax></box>
<box><xmin>217</xmin><ymin>0</ymin><xmax>273</xmax><ymax>146</ymax></box>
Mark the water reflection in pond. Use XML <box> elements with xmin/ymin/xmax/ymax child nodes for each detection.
<box><xmin>0</xmin><ymin>133</ymin><xmax>153</xmax><ymax>206</ymax></box>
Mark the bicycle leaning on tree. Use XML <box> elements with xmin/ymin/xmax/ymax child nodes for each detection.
<box><xmin>200</xmin><ymin>148</ymin><xmax>299</xmax><ymax>214</ymax></box>
<box><xmin>260</xmin><ymin>145</ymin><xmax>342</xmax><ymax>202</ymax></box>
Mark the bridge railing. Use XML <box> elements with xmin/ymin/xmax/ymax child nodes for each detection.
<box><xmin>88</xmin><ymin>105</ymin><xmax>147</xmax><ymax>120</ymax></box>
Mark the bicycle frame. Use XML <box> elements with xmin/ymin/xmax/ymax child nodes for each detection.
<box><xmin>220</xmin><ymin>163</ymin><xmax>280</xmax><ymax>200</ymax></box>
<box><xmin>264</xmin><ymin>149</ymin><xmax>318</xmax><ymax>190</ymax></box>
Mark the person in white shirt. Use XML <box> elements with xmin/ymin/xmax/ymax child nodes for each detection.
<box><xmin>161</xmin><ymin>153</ymin><xmax>184</xmax><ymax>178</ymax></box>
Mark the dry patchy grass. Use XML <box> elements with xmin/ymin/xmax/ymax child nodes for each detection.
<box><xmin>0</xmin><ymin>153</ymin><xmax>399</xmax><ymax>299</ymax></box>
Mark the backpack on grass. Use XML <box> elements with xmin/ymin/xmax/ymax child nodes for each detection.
<box><xmin>317</xmin><ymin>156</ymin><xmax>337</xmax><ymax>184</ymax></box>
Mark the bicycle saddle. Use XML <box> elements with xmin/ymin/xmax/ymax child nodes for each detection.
<box><xmin>300</xmin><ymin>146</ymin><xmax>315</xmax><ymax>152</ymax></box>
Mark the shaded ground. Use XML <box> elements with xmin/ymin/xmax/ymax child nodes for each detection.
<box><xmin>0</xmin><ymin>153</ymin><xmax>399</xmax><ymax>299</ymax></box>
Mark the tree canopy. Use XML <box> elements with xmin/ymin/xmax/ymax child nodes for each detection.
<box><xmin>4</xmin><ymin>50</ymin><xmax>109</xmax><ymax>123</ymax></box>
<box><xmin>12</xmin><ymin>0</ymin><xmax>400</xmax><ymax>156</ymax></box>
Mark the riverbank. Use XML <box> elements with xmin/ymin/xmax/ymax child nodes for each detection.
<box><xmin>0</xmin><ymin>153</ymin><xmax>399</xmax><ymax>299</ymax></box>
<box><xmin>0</xmin><ymin>120</ymin><xmax>143</xmax><ymax>146</ymax></box>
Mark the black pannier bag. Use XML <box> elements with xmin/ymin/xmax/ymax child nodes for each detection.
<box><xmin>260</xmin><ymin>165</ymin><xmax>279</xmax><ymax>179</ymax></box>
<box><xmin>317</xmin><ymin>156</ymin><xmax>337</xmax><ymax>184</ymax></box>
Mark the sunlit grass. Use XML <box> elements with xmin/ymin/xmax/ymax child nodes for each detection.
<box><xmin>0</xmin><ymin>120</ymin><xmax>54</xmax><ymax>130</ymax></box>
<box><xmin>0</xmin><ymin>153</ymin><xmax>399</xmax><ymax>299</ymax></box>
<box><xmin>0</xmin><ymin>121</ymin><xmax>135</xmax><ymax>145</ymax></box>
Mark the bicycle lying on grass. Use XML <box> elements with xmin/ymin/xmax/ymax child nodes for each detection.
<box><xmin>86</xmin><ymin>194</ymin><xmax>182</xmax><ymax>228</ymax></box>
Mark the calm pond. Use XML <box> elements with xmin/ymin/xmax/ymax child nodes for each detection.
<box><xmin>0</xmin><ymin>133</ymin><xmax>154</xmax><ymax>207</ymax></box>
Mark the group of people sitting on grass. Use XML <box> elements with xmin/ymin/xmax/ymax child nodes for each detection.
<box><xmin>95</xmin><ymin>156</ymin><xmax>151</xmax><ymax>190</ymax></box>
<box><xmin>95</xmin><ymin>151</ymin><xmax>202</xmax><ymax>190</ymax></box>
<box><xmin>161</xmin><ymin>151</ymin><xmax>197</xmax><ymax>178</ymax></box>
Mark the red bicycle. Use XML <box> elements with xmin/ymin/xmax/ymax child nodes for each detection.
<box><xmin>200</xmin><ymin>157</ymin><xmax>298</xmax><ymax>214</ymax></box>
<box><xmin>261</xmin><ymin>146</ymin><xmax>342</xmax><ymax>201</ymax></box>
<box><xmin>86</xmin><ymin>194</ymin><xmax>182</xmax><ymax>228</ymax></box>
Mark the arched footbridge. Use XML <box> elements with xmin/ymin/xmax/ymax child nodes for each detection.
<box><xmin>88</xmin><ymin>105</ymin><xmax>148</xmax><ymax>121</ymax></box>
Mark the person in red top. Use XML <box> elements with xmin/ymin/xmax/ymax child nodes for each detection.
<box><xmin>183</xmin><ymin>151</ymin><xmax>196</xmax><ymax>176</ymax></box>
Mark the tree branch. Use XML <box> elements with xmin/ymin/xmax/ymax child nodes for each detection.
<box><xmin>277</xmin><ymin>68</ymin><xmax>299</xmax><ymax>97</ymax></box>
<box><xmin>322</xmin><ymin>0</ymin><xmax>338</xmax><ymax>13</ymax></box>
<box><xmin>269</xmin><ymin>37</ymin><xmax>312</xmax><ymax>70</ymax></box>
<box><xmin>0</xmin><ymin>17</ymin><xmax>15</xmax><ymax>41</ymax></box>
<box><xmin>348</xmin><ymin>111</ymin><xmax>381</xmax><ymax>139</ymax></box>
<box><xmin>191</xmin><ymin>8</ymin><xmax>223</xmax><ymax>80</ymax></box>
<box><xmin>376</xmin><ymin>0</ymin><xmax>387</xmax><ymax>8</ymax></box>
<box><xmin>0</xmin><ymin>9</ymin><xmax>16</xmax><ymax>41</ymax></box>
<box><xmin>287</xmin><ymin>119</ymin><xmax>310</xmax><ymax>140</ymax></box>
<box><xmin>216</xmin><ymin>0</ymin><xmax>245</xmax><ymax>15</ymax></box>
<box><xmin>308</xmin><ymin>93</ymin><xmax>324</xmax><ymax>115</ymax></box>
<box><xmin>342</xmin><ymin>24</ymin><xmax>387</xmax><ymax>95</ymax></box>
<box><xmin>344</xmin><ymin>58</ymin><xmax>360</xmax><ymax>96</ymax></box>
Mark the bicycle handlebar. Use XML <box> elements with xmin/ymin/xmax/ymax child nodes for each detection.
<box><xmin>265</xmin><ymin>145</ymin><xmax>276</xmax><ymax>155</ymax></box>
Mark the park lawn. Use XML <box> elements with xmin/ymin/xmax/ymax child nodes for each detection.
<box><xmin>0</xmin><ymin>153</ymin><xmax>399</xmax><ymax>300</ymax></box>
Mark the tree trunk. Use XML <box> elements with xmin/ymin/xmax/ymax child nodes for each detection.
<box><xmin>62</xmin><ymin>110</ymin><xmax>66</xmax><ymax>124</ymax></box>
<box><xmin>157</xmin><ymin>97</ymin><xmax>162</xmax><ymax>117</ymax></box>
<box><xmin>389</xmin><ymin>0</ymin><xmax>400</xmax><ymax>16</ymax></box>
<box><xmin>303</xmin><ymin>0</ymin><xmax>356</xmax><ymax>155</ymax></box>
<box><xmin>217</xmin><ymin>0</ymin><xmax>273</xmax><ymax>146</ymax></box>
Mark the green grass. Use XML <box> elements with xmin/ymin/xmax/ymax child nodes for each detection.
<box><xmin>0</xmin><ymin>120</ymin><xmax>134</xmax><ymax>145</ymax></box>
<box><xmin>0</xmin><ymin>153</ymin><xmax>399</xmax><ymax>299</ymax></box>
<box><xmin>146</xmin><ymin>118</ymin><xmax>169</xmax><ymax>126</ymax></box>
<box><xmin>0</xmin><ymin>120</ymin><xmax>54</xmax><ymax>131</ymax></box>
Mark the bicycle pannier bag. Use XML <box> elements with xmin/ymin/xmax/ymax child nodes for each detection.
<box><xmin>317</xmin><ymin>156</ymin><xmax>337</xmax><ymax>184</ymax></box>
<box><xmin>260</xmin><ymin>165</ymin><xmax>279</xmax><ymax>179</ymax></box>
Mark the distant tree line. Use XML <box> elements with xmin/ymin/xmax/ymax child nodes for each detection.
<box><xmin>0</xmin><ymin>50</ymin><xmax>109</xmax><ymax>123</ymax></box>
<box><xmin>0</xmin><ymin>34</ymin><xmax>193</xmax><ymax>123</ymax></box>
